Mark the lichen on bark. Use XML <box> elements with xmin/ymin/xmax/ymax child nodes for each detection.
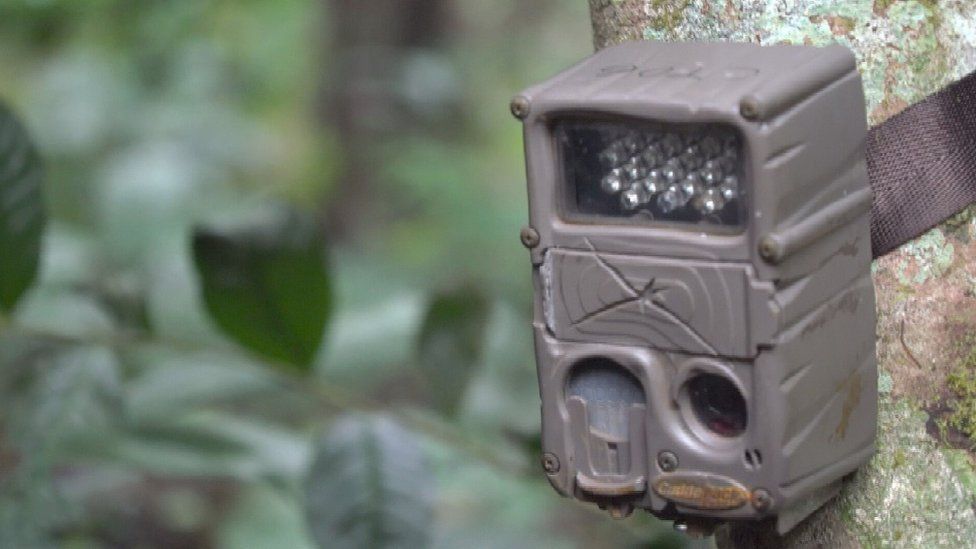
<box><xmin>590</xmin><ymin>0</ymin><xmax>976</xmax><ymax>124</ymax></box>
<box><xmin>587</xmin><ymin>1</ymin><xmax>976</xmax><ymax>547</ymax></box>
<box><xmin>947</xmin><ymin>354</ymin><xmax>976</xmax><ymax>442</ymax></box>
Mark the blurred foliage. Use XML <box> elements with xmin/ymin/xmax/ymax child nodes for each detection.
<box><xmin>0</xmin><ymin>103</ymin><xmax>44</xmax><ymax>310</ymax></box>
<box><xmin>416</xmin><ymin>286</ymin><xmax>490</xmax><ymax>415</ymax></box>
<box><xmin>0</xmin><ymin>0</ymin><xmax>688</xmax><ymax>547</ymax></box>
<box><xmin>193</xmin><ymin>209</ymin><xmax>332</xmax><ymax>370</ymax></box>
<box><xmin>305</xmin><ymin>415</ymin><xmax>433</xmax><ymax>549</ymax></box>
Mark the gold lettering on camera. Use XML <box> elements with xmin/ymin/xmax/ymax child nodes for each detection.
<box><xmin>653</xmin><ymin>475</ymin><xmax>750</xmax><ymax>510</ymax></box>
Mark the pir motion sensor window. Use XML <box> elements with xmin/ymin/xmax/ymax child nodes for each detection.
<box><xmin>555</xmin><ymin>120</ymin><xmax>746</xmax><ymax>227</ymax></box>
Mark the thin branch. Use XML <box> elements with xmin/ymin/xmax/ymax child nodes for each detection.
<box><xmin>900</xmin><ymin>316</ymin><xmax>924</xmax><ymax>371</ymax></box>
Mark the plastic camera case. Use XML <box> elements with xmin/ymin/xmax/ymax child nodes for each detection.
<box><xmin>513</xmin><ymin>40</ymin><xmax>877</xmax><ymax>533</ymax></box>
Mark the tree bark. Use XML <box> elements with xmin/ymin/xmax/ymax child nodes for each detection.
<box><xmin>588</xmin><ymin>2</ymin><xmax>976</xmax><ymax>547</ymax></box>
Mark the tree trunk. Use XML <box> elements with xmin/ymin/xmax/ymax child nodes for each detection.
<box><xmin>319</xmin><ymin>0</ymin><xmax>454</xmax><ymax>241</ymax></box>
<box><xmin>588</xmin><ymin>2</ymin><xmax>976</xmax><ymax>547</ymax></box>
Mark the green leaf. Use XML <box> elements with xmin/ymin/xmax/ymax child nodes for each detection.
<box><xmin>461</xmin><ymin>302</ymin><xmax>540</xmax><ymax>436</ymax></box>
<box><xmin>0</xmin><ymin>344</ymin><xmax>123</xmax><ymax>548</ymax></box>
<box><xmin>305</xmin><ymin>415</ymin><xmax>433</xmax><ymax>549</ymax></box>
<box><xmin>124</xmin><ymin>347</ymin><xmax>283</xmax><ymax>422</ymax></box>
<box><xmin>0</xmin><ymin>102</ymin><xmax>45</xmax><ymax>312</ymax></box>
<box><xmin>192</xmin><ymin>208</ymin><xmax>332</xmax><ymax>370</ymax></box>
<box><xmin>2</xmin><ymin>344</ymin><xmax>123</xmax><ymax>454</ymax></box>
<box><xmin>81</xmin><ymin>410</ymin><xmax>310</xmax><ymax>481</ymax></box>
<box><xmin>218</xmin><ymin>483</ymin><xmax>317</xmax><ymax>549</ymax></box>
<box><xmin>14</xmin><ymin>287</ymin><xmax>116</xmax><ymax>340</ymax></box>
<box><xmin>321</xmin><ymin>291</ymin><xmax>425</xmax><ymax>390</ymax></box>
<box><xmin>415</xmin><ymin>287</ymin><xmax>490</xmax><ymax>415</ymax></box>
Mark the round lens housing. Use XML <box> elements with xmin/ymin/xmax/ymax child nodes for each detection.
<box><xmin>687</xmin><ymin>374</ymin><xmax>747</xmax><ymax>437</ymax></box>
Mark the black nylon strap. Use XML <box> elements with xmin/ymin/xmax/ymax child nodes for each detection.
<box><xmin>867</xmin><ymin>70</ymin><xmax>976</xmax><ymax>258</ymax></box>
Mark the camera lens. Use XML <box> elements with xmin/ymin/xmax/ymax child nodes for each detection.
<box><xmin>687</xmin><ymin>374</ymin><xmax>747</xmax><ymax>437</ymax></box>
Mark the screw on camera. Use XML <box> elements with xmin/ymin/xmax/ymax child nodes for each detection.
<box><xmin>541</xmin><ymin>452</ymin><xmax>560</xmax><ymax>474</ymax></box>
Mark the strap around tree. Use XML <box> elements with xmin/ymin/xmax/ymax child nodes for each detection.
<box><xmin>867</xmin><ymin>70</ymin><xmax>976</xmax><ymax>258</ymax></box>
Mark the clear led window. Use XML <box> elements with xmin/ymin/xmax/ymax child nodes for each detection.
<box><xmin>555</xmin><ymin>120</ymin><xmax>746</xmax><ymax>227</ymax></box>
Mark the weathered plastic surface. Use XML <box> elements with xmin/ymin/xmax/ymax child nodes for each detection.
<box><xmin>544</xmin><ymin>250</ymin><xmax>775</xmax><ymax>357</ymax></box>
<box><xmin>516</xmin><ymin>40</ymin><xmax>877</xmax><ymax>531</ymax></box>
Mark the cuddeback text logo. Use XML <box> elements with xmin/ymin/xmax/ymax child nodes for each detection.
<box><xmin>597</xmin><ymin>63</ymin><xmax>760</xmax><ymax>81</ymax></box>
